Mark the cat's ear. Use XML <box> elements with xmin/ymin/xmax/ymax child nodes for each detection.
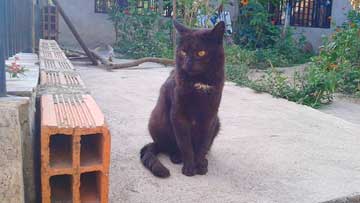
<box><xmin>211</xmin><ymin>21</ymin><xmax>225</xmax><ymax>43</ymax></box>
<box><xmin>173</xmin><ymin>20</ymin><xmax>190</xmax><ymax>35</ymax></box>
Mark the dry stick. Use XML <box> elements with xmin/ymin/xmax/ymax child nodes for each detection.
<box><xmin>90</xmin><ymin>50</ymin><xmax>111</xmax><ymax>66</ymax></box>
<box><xmin>52</xmin><ymin>0</ymin><xmax>98</xmax><ymax>65</ymax></box>
<box><xmin>63</xmin><ymin>48</ymin><xmax>87</xmax><ymax>57</ymax></box>
<box><xmin>65</xmin><ymin>48</ymin><xmax>174</xmax><ymax>70</ymax></box>
<box><xmin>110</xmin><ymin>57</ymin><xmax>175</xmax><ymax>69</ymax></box>
<box><xmin>89</xmin><ymin>51</ymin><xmax>174</xmax><ymax>70</ymax></box>
<box><xmin>68</xmin><ymin>56</ymin><xmax>89</xmax><ymax>60</ymax></box>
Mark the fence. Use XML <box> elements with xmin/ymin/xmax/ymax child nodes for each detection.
<box><xmin>0</xmin><ymin>0</ymin><xmax>40</xmax><ymax>97</ymax></box>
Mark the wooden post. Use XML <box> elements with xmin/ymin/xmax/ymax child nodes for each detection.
<box><xmin>52</xmin><ymin>0</ymin><xmax>98</xmax><ymax>65</ymax></box>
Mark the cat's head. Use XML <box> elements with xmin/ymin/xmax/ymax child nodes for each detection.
<box><xmin>174</xmin><ymin>21</ymin><xmax>225</xmax><ymax>76</ymax></box>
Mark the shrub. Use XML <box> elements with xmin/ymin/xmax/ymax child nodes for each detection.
<box><xmin>225</xmin><ymin>45</ymin><xmax>256</xmax><ymax>67</ymax></box>
<box><xmin>225</xmin><ymin>64</ymin><xmax>250</xmax><ymax>86</ymax></box>
<box><xmin>108</xmin><ymin>3</ymin><xmax>173</xmax><ymax>59</ymax></box>
<box><xmin>246</xmin><ymin>64</ymin><xmax>334</xmax><ymax>108</ymax></box>
<box><xmin>313</xmin><ymin>10</ymin><xmax>360</xmax><ymax>95</ymax></box>
<box><xmin>236</xmin><ymin>0</ymin><xmax>280</xmax><ymax>49</ymax></box>
<box><xmin>234</xmin><ymin>0</ymin><xmax>312</xmax><ymax>68</ymax></box>
<box><xmin>228</xmin><ymin>11</ymin><xmax>360</xmax><ymax>108</ymax></box>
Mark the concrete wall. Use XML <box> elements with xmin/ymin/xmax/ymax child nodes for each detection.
<box><xmin>22</xmin><ymin>90</ymin><xmax>37</xmax><ymax>203</ymax></box>
<box><xmin>5</xmin><ymin>53</ymin><xmax>39</xmax><ymax>203</ymax></box>
<box><xmin>57</xmin><ymin>0</ymin><xmax>116</xmax><ymax>49</ymax></box>
<box><xmin>0</xmin><ymin>97</ymin><xmax>30</xmax><ymax>203</ymax></box>
<box><xmin>289</xmin><ymin>0</ymin><xmax>352</xmax><ymax>50</ymax></box>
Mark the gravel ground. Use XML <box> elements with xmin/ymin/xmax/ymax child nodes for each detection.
<box><xmin>76</xmin><ymin>62</ymin><xmax>360</xmax><ymax>203</ymax></box>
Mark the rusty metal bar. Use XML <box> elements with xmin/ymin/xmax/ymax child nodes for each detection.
<box><xmin>0</xmin><ymin>0</ymin><xmax>7</xmax><ymax>96</ymax></box>
<box><xmin>0</xmin><ymin>0</ymin><xmax>40</xmax><ymax>97</ymax></box>
<box><xmin>0</xmin><ymin>44</ymin><xmax>6</xmax><ymax>97</ymax></box>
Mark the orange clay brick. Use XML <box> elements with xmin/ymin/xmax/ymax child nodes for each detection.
<box><xmin>39</xmin><ymin>50</ymin><xmax>67</xmax><ymax>61</ymax></box>
<box><xmin>40</xmin><ymin>71</ymin><xmax>86</xmax><ymax>88</ymax></box>
<box><xmin>41</xmin><ymin>94</ymin><xmax>110</xmax><ymax>203</ymax></box>
<box><xmin>40</xmin><ymin>58</ymin><xmax>75</xmax><ymax>72</ymax></box>
<box><xmin>40</xmin><ymin>39</ymin><xmax>62</xmax><ymax>52</ymax></box>
<box><xmin>37</xmin><ymin>71</ymin><xmax>89</xmax><ymax>96</ymax></box>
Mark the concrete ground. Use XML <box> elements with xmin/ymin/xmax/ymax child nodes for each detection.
<box><xmin>319</xmin><ymin>96</ymin><xmax>360</xmax><ymax>125</ymax></box>
<box><xmin>76</xmin><ymin>62</ymin><xmax>360</xmax><ymax>203</ymax></box>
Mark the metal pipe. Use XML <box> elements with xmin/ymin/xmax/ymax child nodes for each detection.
<box><xmin>0</xmin><ymin>0</ymin><xmax>7</xmax><ymax>96</ymax></box>
<box><xmin>0</xmin><ymin>44</ymin><xmax>6</xmax><ymax>97</ymax></box>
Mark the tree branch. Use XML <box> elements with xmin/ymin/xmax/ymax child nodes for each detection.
<box><xmin>109</xmin><ymin>57</ymin><xmax>175</xmax><ymax>69</ymax></box>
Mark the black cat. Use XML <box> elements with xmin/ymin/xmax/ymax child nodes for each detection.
<box><xmin>140</xmin><ymin>21</ymin><xmax>225</xmax><ymax>177</ymax></box>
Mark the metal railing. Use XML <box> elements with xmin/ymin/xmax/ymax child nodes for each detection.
<box><xmin>0</xmin><ymin>0</ymin><xmax>40</xmax><ymax>97</ymax></box>
<box><xmin>271</xmin><ymin>0</ymin><xmax>333</xmax><ymax>28</ymax></box>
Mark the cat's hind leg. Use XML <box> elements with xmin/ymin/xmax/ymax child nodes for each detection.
<box><xmin>141</xmin><ymin>93</ymin><xmax>175</xmax><ymax>178</ymax></box>
<box><xmin>150</xmin><ymin>112</ymin><xmax>182</xmax><ymax>165</ymax></box>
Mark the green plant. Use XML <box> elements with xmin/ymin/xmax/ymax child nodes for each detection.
<box><xmin>313</xmin><ymin>10</ymin><xmax>360</xmax><ymax>95</ymax></box>
<box><xmin>225</xmin><ymin>45</ymin><xmax>256</xmax><ymax>67</ymax></box>
<box><xmin>246</xmin><ymin>62</ymin><xmax>334</xmax><ymax>108</ymax></box>
<box><xmin>108</xmin><ymin>1</ymin><xmax>173</xmax><ymax>59</ymax></box>
<box><xmin>225</xmin><ymin>64</ymin><xmax>250</xmax><ymax>86</ymax></box>
<box><xmin>236</xmin><ymin>0</ymin><xmax>280</xmax><ymax>49</ymax></box>
<box><xmin>233</xmin><ymin>0</ymin><xmax>312</xmax><ymax>68</ymax></box>
<box><xmin>253</xmin><ymin>48</ymin><xmax>289</xmax><ymax>68</ymax></box>
<box><xmin>227</xmin><ymin>11</ymin><xmax>360</xmax><ymax>108</ymax></box>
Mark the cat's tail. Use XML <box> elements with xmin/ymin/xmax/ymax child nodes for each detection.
<box><xmin>140</xmin><ymin>143</ymin><xmax>170</xmax><ymax>178</ymax></box>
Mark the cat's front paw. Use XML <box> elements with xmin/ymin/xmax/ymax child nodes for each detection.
<box><xmin>170</xmin><ymin>153</ymin><xmax>182</xmax><ymax>164</ymax></box>
<box><xmin>196</xmin><ymin>158</ymin><xmax>208</xmax><ymax>175</ymax></box>
<box><xmin>182</xmin><ymin>164</ymin><xmax>196</xmax><ymax>176</ymax></box>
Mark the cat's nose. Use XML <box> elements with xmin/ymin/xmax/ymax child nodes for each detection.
<box><xmin>185</xmin><ymin>58</ymin><xmax>193</xmax><ymax>68</ymax></box>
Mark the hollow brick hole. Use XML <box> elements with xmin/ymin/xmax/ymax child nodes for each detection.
<box><xmin>49</xmin><ymin>134</ymin><xmax>72</xmax><ymax>168</ymax></box>
<box><xmin>80</xmin><ymin>171</ymin><xmax>102</xmax><ymax>203</ymax></box>
<box><xmin>50</xmin><ymin>174</ymin><xmax>73</xmax><ymax>203</ymax></box>
<box><xmin>80</xmin><ymin>134</ymin><xmax>103</xmax><ymax>167</ymax></box>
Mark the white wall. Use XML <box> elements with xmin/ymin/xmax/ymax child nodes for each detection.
<box><xmin>57</xmin><ymin>0</ymin><xmax>116</xmax><ymax>50</ymax></box>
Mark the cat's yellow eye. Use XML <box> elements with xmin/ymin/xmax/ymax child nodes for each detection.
<box><xmin>180</xmin><ymin>50</ymin><xmax>187</xmax><ymax>57</ymax></box>
<box><xmin>197</xmin><ymin>50</ymin><xmax>206</xmax><ymax>57</ymax></box>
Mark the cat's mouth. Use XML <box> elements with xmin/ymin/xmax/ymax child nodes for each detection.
<box><xmin>181</xmin><ymin>65</ymin><xmax>205</xmax><ymax>76</ymax></box>
<box><xmin>185</xmin><ymin>69</ymin><xmax>203</xmax><ymax>76</ymax></box>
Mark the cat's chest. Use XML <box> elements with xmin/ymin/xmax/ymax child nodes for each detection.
<box><xmin>178</xmin><ymin>86</ymin><xmax>221</xmax><ymax>112</ymax></box>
